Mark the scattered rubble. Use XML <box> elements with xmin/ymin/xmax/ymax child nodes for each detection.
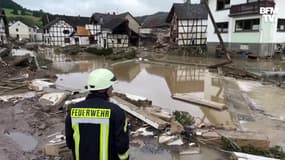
<box><xmin>131</xmin><ymin>127</ymin><xmax>155</xmax><ymax>137</ymax></box>
<box><xmin>1</xmin><ymin>46</ymin><xmax>285</xmax><ymax>159</ymax></box>
<box><xmin>231</xmin><ymin>152</ymin><xmax>279</xmax><ymax>160</ymax></box>
<box><xmin>111</xmin><ymin>96</ymin><xmax>169</xmax><ymax>130</ymax></box>
<box><xmin>0</xmin><ymin>92</ymin><xmax>36</xmax><ymax>102</ymax></box>
<box><xmin>39</xmin><ymin>92</ymin><xmax>67</xmax><ymax>106</ymax></box>
<box><xmin>29</xmin><ymin>79</ymin><xmax>55</xmax><ymax>91</ymax></box>
<box><xmin>196</xmin><ymin>129</ymin><xmax>270</xmax><ymax>150</ymax></box>
<box><xmin>43</xmin><ymin>133</ymin><xmax>69</xmax><ymax>156</ymax></box>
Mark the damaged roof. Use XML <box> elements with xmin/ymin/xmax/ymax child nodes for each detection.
<box><xmin>166</xmin><ymin>3</ymin><xmax>208</xmax><ymax>22</ymax></box>
<box><xmin>91</xmin><ymin>13</ymin><xmax>128</xmax><ymax>31</ymax></box>
<box><xmin>142</xmin><ymin>12</ymin><xmax>170</xmax><ymax>28</ymax></box>
<box><xmin>76</xmin><ymin>26</ymin><xmax>90</xmax><ymax>36</ymax></box>
<box><xmin>42</xmin><ymin>15</ymin><xmax>90</xmax><ymax>29</ymax></box>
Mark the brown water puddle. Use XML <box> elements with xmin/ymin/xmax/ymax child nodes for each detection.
<box><xmin>51</xmin><ymin>56</ymin><xmax>234</xmax><ymax>129</ymax></box>
<box><xmin>46</xmin><ymin>52</ymin><xmax>236</xmax><ymax>159</ymax></box>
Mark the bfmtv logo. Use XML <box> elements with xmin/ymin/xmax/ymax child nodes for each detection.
<box><xmin>260</xmin><ymin>7</ymin><xmax>278</xmax><ymax>23</ymax></box>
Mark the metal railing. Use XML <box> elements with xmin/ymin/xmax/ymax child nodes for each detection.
<box><xmin>230</xmin><ymin>0</ymin><xmax>275</xmax><ymax>16</ymax></box>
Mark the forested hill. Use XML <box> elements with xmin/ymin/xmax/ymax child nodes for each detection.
<box><xmin>0</xmin><ymin>0</ymin><xmax>49</xmax><ymax>27</ymax></box>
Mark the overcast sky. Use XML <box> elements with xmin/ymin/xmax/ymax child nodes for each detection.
<box><xmin>13</xmin><ymin>0</ymin><xmax>200</xmax><ymax>17</ymax></box>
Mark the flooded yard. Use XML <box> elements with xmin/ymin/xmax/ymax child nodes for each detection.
<box><xmin>49</xmin><ymin>53</ymin><xmax>235</xmax><ymax>130</ymax></box>
<box><xmin>45</xmin><ymin>51</ymin><xmax>233</xmax><ymax>159</ymax></box>
<box><xmin>2</xmin><ymin>48</ymin><xmax>284</xmax><ymax>159</ymax></box>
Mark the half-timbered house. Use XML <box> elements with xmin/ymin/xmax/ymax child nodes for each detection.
<box><xmin>0</xmin><ymin>9</ymin><xmax>8</xmax><ymax>45</ymax></box>
<box><xmin>42</xmin><ymin>15</ymin><xmax>100</xmax><ymax>46</ymax></box>
<box><xmin>91</xmin><ymin>13</ymin><xmax>129</xmax><ymax>48</ymax></box>
<box><xmin>166</xmin><ymin>3</ymin><xmax>208</xmax><ymax>46</ymax></box>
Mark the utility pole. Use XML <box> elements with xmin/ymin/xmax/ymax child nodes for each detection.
<box><xmin>202</xmin><ymin>0</ymin><xmax>232</xmax><ymax>68</ymax></box>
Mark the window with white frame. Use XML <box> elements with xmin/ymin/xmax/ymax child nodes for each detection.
<box><xmin>277</xmin><ymin>19</ymin><xmax>285</xmax><ymax>32</ymax></box>
<box><xmin>235</xmin><ymin>19</ymin><xmax>260</xmax><ymax>32</ymax></box>
<box><xmin>216</xmin><ymin>0</ymin><xmax>230</xmax><ymax>10</ymax></box>
<box><xmin>215</xmin><ymin>22</ymin><xmax>228</xmax><ymax>33</ymax></box>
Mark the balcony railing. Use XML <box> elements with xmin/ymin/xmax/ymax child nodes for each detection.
<box><xmin>230</xmin><ymin>0</ymin><xmax>275</xmax><ymax>16</ymax></box>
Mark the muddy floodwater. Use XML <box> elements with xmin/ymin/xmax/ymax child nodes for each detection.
<box><xmin>44</xmin><ymin>51</ymin><xmax>231</xmax><ymax>159</ymax></box>
<box><xmin>48</xmin><ymin>52</ymin><xmax>235</xmax><ymax>129</ymax></box>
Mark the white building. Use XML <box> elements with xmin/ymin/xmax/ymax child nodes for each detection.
<box><xmin>42</xmin><ymin>15</ymin><xmax>99</xmax><ymax>46</ymax></box>
<box><xmin>0</xmin><ymin>9</ymin><xmax>8</xmax><ymax>45</ymax></box>
<box><xmin>207</xmin><ymin>0</ymin><xmax>285</xmax><ymax>57</ymax></box>
<box><xmin>9</xmin><ymin>20</ymin><xmax>38</xmax><ymax>41</ymax></box>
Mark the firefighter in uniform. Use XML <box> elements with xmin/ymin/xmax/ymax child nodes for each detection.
<box><xmin>65</xmin><ymin>68</ymin><xmax>129</xmax><ymax>160</ymax></box>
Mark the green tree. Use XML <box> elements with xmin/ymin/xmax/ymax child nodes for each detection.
<box><xmin>12</xmin><ymin>9</ymin><xmax>18</xmax><ymax>15</ymax></box>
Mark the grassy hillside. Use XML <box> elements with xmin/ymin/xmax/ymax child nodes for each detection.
<box><xmin>4</xmin><ymin>8</ymin><xmax>42</xmax><ymax>26</ymax></box>
<box><xmin>1</xmin><ymin>0</ymin><xmax>48</xmax><ymax>27</ymax></box>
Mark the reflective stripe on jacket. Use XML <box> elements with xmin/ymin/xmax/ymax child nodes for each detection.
<box><xmin>65</xmin><ymin>93</ymin><xmax>129</xmax><ymax>160</ymax></box>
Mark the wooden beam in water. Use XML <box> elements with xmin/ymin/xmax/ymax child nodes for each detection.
<box><xmin>232</xmin><ymin>152</ymin><xmax>279</xmax><ymax>160</ymax></box>
<box><xmin>197</xmin><ymin>129</ymin><xmax>270</xmax><ymax>150</ymax></box>
<box><xmin>111</xmin><ymin>96</ymin><xmax>169</xmax><ymax>130</ymax></box>
<box><xmin>172</xmin><ymin>93</ymin><xmax>227</xmax><ymax>111</ymax></box>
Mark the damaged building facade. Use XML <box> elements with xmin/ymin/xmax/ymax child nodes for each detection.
<box><xmin>139</xmin><ymin>12</ymin><xmax>170</xmax><ymax>46</ymax></box>
<box><xmin>91</xmin><ymin>12</ymin><xmax>140</xmax><ymax>48</ymax></box>
<box><xmin>0</xmin><ymin>9</ymin><xmax>8</xmax><ymax>45</ymax></box>
<box><xmin>42</xmin><ymin>15</ymin><xmax>100</xmax><ymax>46</ymax></box>
<box><xmin>207</xmin><ymin>0</ymin><xmax>285</xmax><ymax>57</ymax></box>
<box><xmin>166</xmin><ymin>3</ymin><xmax>208</xmax><ymax>46</ymax></box>
<box><xmin>91</xmin><ymin>13</ymin><xmax>129</xmax><ymax>48</ymax></box>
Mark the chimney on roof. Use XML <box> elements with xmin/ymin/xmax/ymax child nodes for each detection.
<box><xmin>100</xmin><ymin>17</ymin><xmax>104</xmax><ymax>24</ymax></box>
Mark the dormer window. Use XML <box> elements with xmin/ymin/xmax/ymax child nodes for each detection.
<box><xmin>217</xmin><ymin>0</ymin><xmax>230</xmax><ymax>10</ymax></box>
<box><xmin>63</xmin><ymin>30</ymin><xmax>70</xmax><ymax>34</ymax></box>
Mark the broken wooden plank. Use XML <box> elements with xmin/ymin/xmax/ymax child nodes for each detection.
<box><xmin>28</xmin><ymin>79</ymin><xmax>55</xmax><ymax>91</ymax></box>
<box><xmin>43</xmin><ymin>133</ymin><xmax>69</xmax><ymax>156</ymax></box>
<box><xmin>0</xmin><ymin>85</ymin><xmax>14</xmax><ymax>89</ymax></box>
<box><xmin>39</xmin><ymin>92</ymin><xmax>67</xmax><ymax>107</ymax></box>
<box><xmin>0</xmin><ymin>48</ymin><xmax>9</xmax><ymax>58</ymax></box>
<box><xmin>172</xmin><ymin>93</ymin><xmax>226</xmax><ymax>110</ymax></box>
<box><xmin>232</xmin><ymin>152</ymin><xmax>279</xmax><ymax>160</ymax></box>
<box><xmin>10</xmin><ymin>55</ymin><xmax>30</xmax><ymax>66</ymax></box>
<box><xmin>196</xmin><ymin>129</ymin><xmax>270</xmax><ymax>150</ymax></box>
<box><xmin>111</xmin><ymin>96</ymin><xmax>169</xmax><ymax>130</ymax></box>
<box><xmin>145</xmin><ymin>106</ymin><xmax>172</xmax><ymax>122</ymax></box>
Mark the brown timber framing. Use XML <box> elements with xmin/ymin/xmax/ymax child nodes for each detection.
<box><xmin>44</xmin><ymin>20</ymin><xmax>73</xmax><ymax>46</ymax></box>
<box><xmin>87</xmin><ymin>24</ymin><xmax>101</xmax><ymax>45</ymax></box>
<box><xmin>177</xmin><ymin>18</ymin><xmax>207</xmax><ymax>46</ymax></box>
<box><xmin>107</xmin><ymin>34</ymin><xmax>128</xmax><ymax>48</ymax></box>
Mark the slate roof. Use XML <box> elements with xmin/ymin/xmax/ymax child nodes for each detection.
<box><xmin>42</xmin><ymin>15</ymin><xmax>90</xmax><ymax>29</ymax></box>
<box><xmin>118</xmin><ymin>12</ymin><xmax>141</xmax><ymax>25</ymax></box>
<box><xmin>91</xmin><ymin>13</ymin><xmax>128</xmax><ymax>31</ymax></box>
<box><xmin>166</xmin><ymin>3</ymin><xmax>208</xmax><ymax>22</ymax></box>
<box><xmin>142</xmin><ymin>12</ymin><xmax>170</xmax><ymax>28</ymax></box>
